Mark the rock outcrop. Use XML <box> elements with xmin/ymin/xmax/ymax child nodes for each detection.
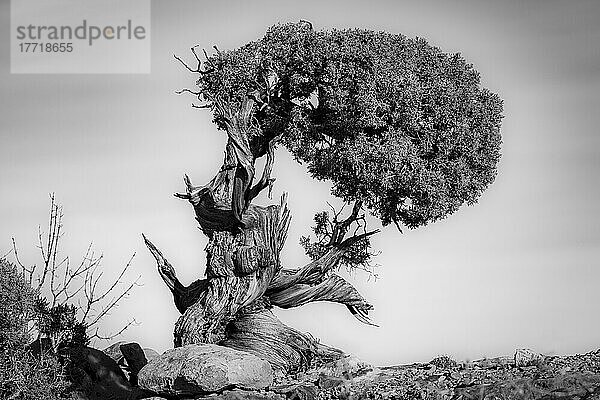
<box><xmin>103</xmin><ymin>341</ymin><xmax>126</xmax><ymax>363</ymax></box>
<box><xmin>103</xmin><ymin>341</ymin><xmax>160</xmax><ymax>384</ymax></box>
<box><xmin>65</xmin><ymin>346</ymin><xmax>150</xmax><ymax>400</ymax></box>
<box><xmin>143</xmin><ymin>347</ymin><xmax>160</xmax><ymax>362</ymax></box>
<box><xmin>138</xmin><ymin>344</ymin><xmax>273</xmax><ymax>397</ymax></box>
<box><xmin>120</xmin><ymin>342</ymin><xmax>149</xmax><ymax>385</ymax></box>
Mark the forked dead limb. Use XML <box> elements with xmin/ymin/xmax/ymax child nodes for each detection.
<box><xmin>142</xmin><ymin>234</ymin><xmax>208</xmax><ymax>314</ymax></box>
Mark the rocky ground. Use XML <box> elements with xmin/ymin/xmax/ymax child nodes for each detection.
<box><xmin>69</xmin><ymin>344</ymin><xmax>600</xmax><ymax>400</ymax></box>
<box><xmin>313</xmin><ymin>350</ymin><xmax>600</xmax><ymax>399</ymax></box>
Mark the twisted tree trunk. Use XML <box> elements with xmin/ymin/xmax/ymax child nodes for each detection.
<box><xmin>143</xmin><ymin>97</ymin><xmax>375</xmax><ymax>373</ymax></box>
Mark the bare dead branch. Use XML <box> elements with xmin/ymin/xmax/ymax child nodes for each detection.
<box><xmin>190</xmin><ymin>45</ymin><xmax>201</xmax><ymax>64</ymax></box>
<box><xmin>11</xmin><ymin>237</ymin><xmax>34</xmax><ymax>284</ymax></box>
<box><xmin>173</xmin><ymin>53</ymin><xmax>195</xmax><ymax>72</ymax></box>
<box><xmin>37</xmin><ymin>225</ymin><xmax>45</xmax><ymax>265</ymax></box>
<box><xmin>248</xmin><ymin>134</ymin><xmax>282</xmax><ymax>200</ymax></box>
<box><xmin>175</xmin><ymin>88</ymin><xmax>201</xmax><ymax>96</ymax></box>
<box><xmin>173</xmin><ymin>45</ymin><xmax>214</xmax><ymax>75</ymax></box>
<box><xmin>142</xmin><ymin>234</ymin><xmax>179</xmax><ymax>293</ymax></box>
<box><xmin>10</xmin><ymin>195</ymin><xmax>139</xmax><ymax>347</ymax></box>
<box><xmin>392</xmin><ymin>217</ymin><xmax>404</xmax><ymax>233</ymax></box>
<box><xmin>90</xmin><ymin>253</ymin><xmax>135</xmax><ymax>305</ymax></box>
<box><xmin>88</xmin><ymin>318</ymin><xmax>138</xmax><ymax>341</ymax></box>
<box><xmin>174</xmin><ymin>174</ymin><xmax>193</xmax><ymax>200</ymax></box>
<box><xmin>87</xmin><ymin>275</ymin><xmax>139</xmax><ymax>328</ymax></box>
<box><xmin>329</xmin><ymin>200</ymin><xmax>364</xmax><ymax>245</ymax></box>
<box><xmin>338</xmin><ymin>228</ymin><xmax>379</xmax><ymax>248</ymax></box>
<box><xmin>203</xmin><ymin>48</ymin><xmax>220</xmax><ymax>69</ymax></box>
<box><xmin>184</xmin><ymin>173</ymin><xmax>196</xmax><ymax>195</ymax></box>
<box><xmin>347</xmin><ymin>304</ymin><xmax>378</xmax><ymax>327</ymax></box>
<box><xmin>191</xmin><ymin>103</ymin><xmax>212</xmax><ymax>109</ymax></box>
<box><xmin>276</xmin><ymin>193</ymin><xmax>291</xmax><ymax>254</ymax></box>
<box><xmin>142</xmin><ymin>234</ymin><xmax>208</xmax><ymax>314</ymax></box>
<box><xmin>1</xmin><ymin>248</ymin><xmax>11</xmax><ymax>259</ymax></box>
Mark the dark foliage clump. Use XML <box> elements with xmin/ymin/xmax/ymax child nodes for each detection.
<box><xmin>300</xmin><ymin>209</ymin><xmax>376</xmax><ymax>275</ymax></box>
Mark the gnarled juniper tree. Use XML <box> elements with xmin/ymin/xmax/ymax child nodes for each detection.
<box><xmin>143</xmin><ymin>22</ymin><xmax>503</xmax><ymax>373</ymax></box>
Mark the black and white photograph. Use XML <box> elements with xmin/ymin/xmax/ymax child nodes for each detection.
<box><xmin>1</xmin><ymin>1</ymin><xmax>600</xmax><ymax>399</ymax></box>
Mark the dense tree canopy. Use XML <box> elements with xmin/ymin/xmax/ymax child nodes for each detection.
<box><xmin>190</xmin><ymin>22</ymin><xmax>503</xmax><ymax>229</ymax></box>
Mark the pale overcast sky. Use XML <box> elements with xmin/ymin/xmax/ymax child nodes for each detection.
<box><xmin>1</xmin><ymin>0</ymin><xmax>599</xmax><ymax>365</ymax></box>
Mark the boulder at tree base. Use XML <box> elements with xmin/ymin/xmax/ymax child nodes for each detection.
<box><xmin>138</xmin><ymin>344</ymin><xmax>273</xmax><ymax>396</ymax></box>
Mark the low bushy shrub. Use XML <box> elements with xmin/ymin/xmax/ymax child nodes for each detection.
<box><xmin>0</xmin><ymin>258</ymin><xmax>71</xmax><ymax>400</ymax></box>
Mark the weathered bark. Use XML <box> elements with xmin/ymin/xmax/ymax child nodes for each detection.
<box><xmin>173</xmin><ymin>201</ymin><xmax>287</xmax><ymax>347</ymax></box>
<box><xmin>144</xmin><ymin>94</ymin><xmax>375</xmax><ymax>373</ymax></box>
<box><xmin>221</xmin><ymin>301</ymin><xmax>343</xmax><ymax>372</ymax></box>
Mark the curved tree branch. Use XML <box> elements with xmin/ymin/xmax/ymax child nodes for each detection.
<box><xmin>266</xmin><ymin>227</ymin><xmax>379</xmax><ymax>326</ymax></box>
<box><xmin>267</xmin><ymin>229</ymin><xmax>379</xmax><ymax>294</ymax></box>
<box><xmin>269</xmin><ymin>273</ymin><xmax>377</xmax><ymax>326</ymax></box>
